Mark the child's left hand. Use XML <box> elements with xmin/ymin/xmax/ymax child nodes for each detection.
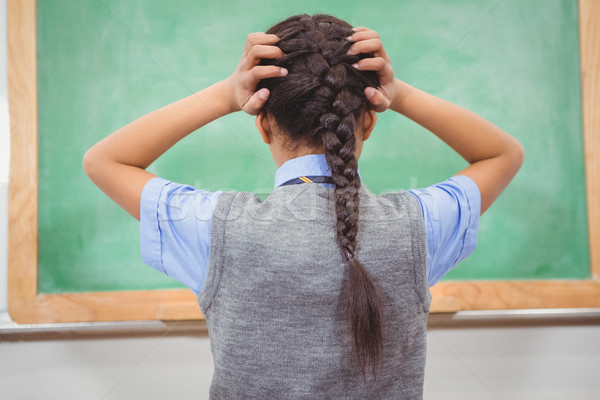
<box><xmin>223</xmin><ymin>33</ymin><xmax>288</xmax><ymax>115</ymax></box>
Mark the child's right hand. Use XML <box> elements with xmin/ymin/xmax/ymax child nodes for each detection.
<box><xmin>347</xmin><ymin>27</ymin><xmax>396</xmax><ymax>112</ymax></box>
<box><xmin>223</xmin><ymin>33</ymin><xmax>288</xmax><ymax>115</ymax></box>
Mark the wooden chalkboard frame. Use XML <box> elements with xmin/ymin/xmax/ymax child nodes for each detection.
<box><xmin>8</xmin><ymin>0</ymin><xmax>600</xmax><ymax>323</ymax></box>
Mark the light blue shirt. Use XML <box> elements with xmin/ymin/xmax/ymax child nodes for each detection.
<box><xmin>141</xmin><ymin>154</ymin><xmax>481</xmax><ymax>295</ymax></box>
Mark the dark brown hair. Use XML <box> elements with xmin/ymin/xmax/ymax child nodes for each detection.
<box><xmin>258</xmin><ymin>14</ymin><xmax>384</xmax><ymax>379</ymax></box>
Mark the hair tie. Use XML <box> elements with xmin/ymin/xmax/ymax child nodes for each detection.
<box><xmin>345</xmin><ymin>250</ymin><xmax>354</xmax><ymax>261</ymax></box>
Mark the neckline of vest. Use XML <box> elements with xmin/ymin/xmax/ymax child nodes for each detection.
<box><xmin>274</xmin><ymin>182</ymin><xmax>373</xmax><ymax>197</ymax></box>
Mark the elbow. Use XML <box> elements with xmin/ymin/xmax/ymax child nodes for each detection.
<box><xmin>503</xmin><ymin>138</ymin><xmax>525</xmax><ymax>178</ymax></box>
<box><xmin>512</xmin><ymin>139</ymin><xmax>525</xmax><ymax>171</ymax></box>
<box><xmin>82</xmin><ymin>148</ymin><xmax>101</xmax><ymax>182</ymax></box>
<box><xmin>82</xmin><ymin>150</ymin><xmax>91</xmax><ymax>178</ymax></box>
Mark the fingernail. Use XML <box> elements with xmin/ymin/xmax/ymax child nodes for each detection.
<box><xmin>280</xmin><ymin>68</ymin><xmax>288</xmax><ymax>76</ymax></box>
<box><xmin>352</xmin><ymin>63</ymin><xmax>359</xmax><ymax>69</ymax></box>
<box><xmin>345</xmin><ymin>36</ymin><xmax>353</xmax><ymax>41</ymax></box>
<box><xmin>259</xmin><ymin>89</ymin><xmax>269</xmax><ymax>100</ymax></box>
<box><xmin>366</xmin><ymin>87</ymin><xmax>375</xmax><ymax>98</ymax></box>
<box><xmin>347</xmin><ymin>48</ymin><xmax>355</xmax><ymax>55</ymax></box>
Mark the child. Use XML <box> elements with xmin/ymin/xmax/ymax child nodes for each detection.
<box><xmin>84</xmin><ymin>14</ymin><xmax>523</xmax><ymax>399</ymax></box>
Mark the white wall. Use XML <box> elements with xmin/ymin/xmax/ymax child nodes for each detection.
<box><xmin>1</xmin><ymin>324</ymin><xmax>599</xmax><ymax>399</ymax></box>
<box><xmin>1</xmin><ymin>2</ymin><xmax>599</xmax><ymax>399</ymax></box>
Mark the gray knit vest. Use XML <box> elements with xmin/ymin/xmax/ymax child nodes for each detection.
<box><xmin>197</xmin><ymin>183</ymin><xmax>430</xmax><ymax>399</ymax></box>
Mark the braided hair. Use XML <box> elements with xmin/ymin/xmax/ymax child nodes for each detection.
<box><xmin>258</xmin><ymin>14</ymin><xmax>384</xmax><ymax>379</ymax></box>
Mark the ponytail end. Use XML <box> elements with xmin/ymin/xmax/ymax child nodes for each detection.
<box><xmin>346</xmin><ymin>257</ymin><xmax>384</xmax><ymax>381</ymax></box>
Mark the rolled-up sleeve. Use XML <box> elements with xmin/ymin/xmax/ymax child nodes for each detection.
<box><xmin>409</xmin><ymin>175</ymin><xmax>481</xmax><ymax>287</ymax></box>
<box><xmin>140</xmin><ymin>177</ymin><xmax>223</xmax><ymax>295</ymax></box>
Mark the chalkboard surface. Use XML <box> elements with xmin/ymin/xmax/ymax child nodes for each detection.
<box><xmin>37</xmin><ymin>0</ymin><xmax>589</xmax><ymax>294</ymax></box>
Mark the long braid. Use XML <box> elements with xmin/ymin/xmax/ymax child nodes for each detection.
<box><xmin>321</xmin><ymin>89</ymin><xmax>384</xmax><ymax>379</ymax></box>
<box><xmin>259</xmin><ymin>14</ymin><xmax>383</xmax><ymax>379</ymax></box>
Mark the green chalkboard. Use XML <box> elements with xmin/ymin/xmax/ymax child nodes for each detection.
<box><xmin>37</xmin><ymin>0</ymin><xmax>590</xmax><ymax>294</ymax></box>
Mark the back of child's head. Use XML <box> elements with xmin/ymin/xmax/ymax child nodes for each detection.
<box><xmin>258</xmin><ymin>14</ymin><xmax>384</xmax><ymax>379</ymax></box>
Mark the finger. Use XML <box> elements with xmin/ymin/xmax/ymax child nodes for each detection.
<box><xmin>351</xmin><ymin>57</ymin><xmax>387</xmax><ymax>72</ymax></box>
<box><xmin>364</xmin><ymin>87</ymin><xmax>389</xmax><ymax>112</ymax></box>
<box><xmin>246</xmin><ymin>44</ymin><xmax>285</xmax><ymax>65</ymax></box>
<box><xmin>346</xmin><ymin>29</ymin><xmax>380</xmax><ymax>42</ymax></box>
<box><xmin>245</xmin><ymin>32</ymin><xmax>280</xmax><ymax>52</ymax></box>
<box><xmin>243</xmin><ymin>88</ymin><xmax>270</xmax><ymax>115</ymax></box>
<box><xmin>353</xmin><ymin>58</ymin><xmax>394</xmax><ymax>86</ymax></box>
<box><xmin>348</xmin><ymin>38</ymin><xmax>388</xmax><ymax>58</ymax></box>
<box><xmin>352</xmin><ymin>26</ymin><xmax>370</xmax><ymax>32</ymax></box>
<box><xmin>249</xmin><ymin>65</ymin><xmax>288</xmax><ymax>81</ymax></box>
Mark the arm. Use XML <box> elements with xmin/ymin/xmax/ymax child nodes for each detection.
<box><xmin>390</xmin><ymin>80</ymin><xmax>524</xmax><ymax>214</ymax></box>
<box><xmin>83</xmin><ymin>81</ymin><xmax>233</xmax><ymax>220</ymax></box>
<box><xmin>83</xmin><ymin>33</ymin><xmax>286</xmax><ymax>219</ymax></box>
<box><xmin>348</xmin><ymin>28</ymin><xmax>524</xmax><ymax>215</ymax></box>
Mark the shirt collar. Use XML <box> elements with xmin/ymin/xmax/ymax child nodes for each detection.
<box><xmin>273</xmin><ymin>154</ymin><xmax>361</xmax><ymax>189</ymax></box>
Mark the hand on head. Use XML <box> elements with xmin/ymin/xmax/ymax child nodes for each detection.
<box><xmin>223</xmin><ymin>33</ymin><xmax>288</xmax><ymax>115</ymax></box>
